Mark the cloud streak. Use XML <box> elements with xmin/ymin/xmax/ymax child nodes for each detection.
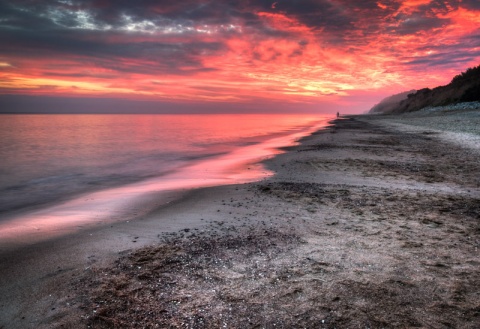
<box><xmin>0</xmin><ymin>0</ymin><xmax>479</xmax><ymax>112</ymax></box>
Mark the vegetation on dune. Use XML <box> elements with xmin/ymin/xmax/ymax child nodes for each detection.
<box><xmin>370</xmin><ymin>64</ymin><xmax>480</xmax><ymax>114</ymax></box>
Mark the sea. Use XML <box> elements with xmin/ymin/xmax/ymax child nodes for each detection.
<box><xmin>0</xmin><ymin>114</ymin><xmax>332</xmax><ymax>245</ymax></box>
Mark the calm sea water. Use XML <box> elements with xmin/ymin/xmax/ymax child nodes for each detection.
<box><xmin>0</xmin><ymin>114</ymin><xmax>331</xmax><ymax>218</ymax></box>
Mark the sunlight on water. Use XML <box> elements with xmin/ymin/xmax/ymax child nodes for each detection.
<box><xmin>0</xmin><ymin>114</ymin><xmax>333</xmax><ymax>247</ymax></box>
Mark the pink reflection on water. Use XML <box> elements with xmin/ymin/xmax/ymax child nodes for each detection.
<box><xmin>0</xmin><ymin>119</ymin><xmax>329</xmax><ymax>249</ymax></box>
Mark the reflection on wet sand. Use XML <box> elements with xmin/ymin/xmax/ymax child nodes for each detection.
<box><xmin>0</xmin><ymin>127</ymin><xmax>320</xmax><ymax>249</ymax></box>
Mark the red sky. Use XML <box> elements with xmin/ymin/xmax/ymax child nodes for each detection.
<box><xmin>0</xmin><ymin>0</ymin><xmax>479</xmax><ymax>113</ymax></box>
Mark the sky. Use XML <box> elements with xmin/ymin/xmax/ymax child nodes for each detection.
<box><xmin>0</xmin><ymin>0</ymin><xmax>479</xmax><ymax>114</ymax></box>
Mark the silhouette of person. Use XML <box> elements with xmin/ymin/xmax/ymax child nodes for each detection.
<box><xmin>336</xmin><ymin>111</ymin><xmax>340</xmax><ymax>118</ymax></box>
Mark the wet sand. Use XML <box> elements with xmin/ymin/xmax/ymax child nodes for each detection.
<box><xmin>1</xmin><ymin>115</ymin><xmax>479</xmax><ymax>328</ymax></box>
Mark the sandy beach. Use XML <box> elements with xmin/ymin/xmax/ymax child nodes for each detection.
<box><xmin>1</xmin><ymin>113</ymin><xmax>479</xmax><ymax>328</ymax></box>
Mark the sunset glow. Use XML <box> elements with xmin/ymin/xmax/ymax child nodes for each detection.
<box><xmin>0</xmin><ymin>0</ymin><xmax>479</xmax><ymax>113</ymax></box>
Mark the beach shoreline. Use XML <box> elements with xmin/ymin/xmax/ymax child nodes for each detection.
<box><xmin>1</xmin><ymin>114</ymin><xmax>479</xmax><ymax>328</ymax></box>
<box><xmin>0</xmin><ymin>116</ymin><xmax>329</xmax><ymax>252</ymax></box>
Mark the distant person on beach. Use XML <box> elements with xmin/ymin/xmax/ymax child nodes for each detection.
<box><xmin>336</xmin><ymin>112</ymin><xmax>340</xmax><ymax>118</ymax></box>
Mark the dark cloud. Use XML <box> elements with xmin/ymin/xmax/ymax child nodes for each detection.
<box><xmin>0</xmin><ymin>1</ymin><xmax>58</xmax><ymax>31</ymax></box>
<box><xmin>252</xmin><ymin>0</ymin><xmax>356</xmax><ymax>39</ymax></box>
<box><xmin>69</xmin><ymin>0</ymin><xmax>248</xmax><ymax>28</ymax></box>
<box><xmin>416</xmin><ymin>32</ymin><xmax>480</xmax><ymax>52</ymax></box>
<box><xmin>391</xmin><ymin>14</ymin><xmax>450</xmax><ymax>35</ymax></box>
<box><xmin>0</xmin><ymin>1</ymin><xmax>373</xmax><ymax>45</ymax></box>
<box><xmin>1</xmin><ymin>0</ymin><xmax>455</xmax><ymax>58</ymax></box>
<box><xmin>1</xmin><ymin>1</ymin><xmax>475</xmax><ymax>37</ymax></box>
<box><xmin>404</xmin><ymin>43</ymin><xmax>480</xmax><ymax>67</ymax></box>
<box><xmin>0</xmin><ymin>0</ymin><xmax>287</xmax><ymax>76</ymax></box>
<box><xmin>0</xmin><ymin>0</ymin><xmax>478</xmax><ymax>92</ymax></box>
<box><xmin>0</xmin><ymin>0</ymin><xmax>245</xmax><ymax>32</ymax></box>
<box><xmin>405</xmin><ymin>50</ymin><xmax>480</xmax><ymax>67</ymax></box>
<box><xmin>42</xmin><ymin>72</ymin><xmax>116</xmax><ymax>78</ymax></box>
<box><xmin>460</xmin><ymin>0</ymin><xmax>480</xmax><ymax>10</ymax></box>
<box><xmin>0</xmin><ymin>14</ymin><xmax>224</xmax><ymax>76</ymax></box>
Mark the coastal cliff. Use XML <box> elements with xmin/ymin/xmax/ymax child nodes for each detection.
<box><xmin>369</xmin><ymin>65</ymin><xmax>480</xmax><ymax>114</ymax></box>
<box><xmin>369</xmin><ymin>90</ymin><xmax>416</xmax><ymax>114</ymax></box>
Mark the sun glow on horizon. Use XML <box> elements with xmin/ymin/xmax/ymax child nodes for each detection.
<box><xmin>0</xmin><ymin>1</ymin><xmax>478</xmax><ymax>112</ymax></box>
